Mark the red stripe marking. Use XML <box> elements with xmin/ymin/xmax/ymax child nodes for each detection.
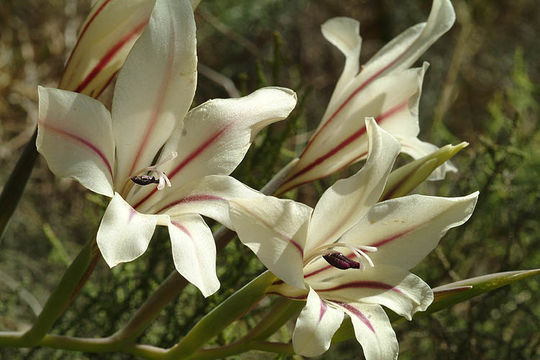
<box><xmin>133</xmin><ymin>126</ymin><xmax>231</xmax><ymax>210</ymax></box>
<box><xmin>171</xmin><ymin>220</ymin><xmax>192</xmax><ymax>239</ymax></box>
<box><xmin>318</xmin><ymin>281</ymin><xmax>403</xmax><ymax>294</ymax></box>
<box><xmin>127</xmin><ymin>18</ymin><xmax>176</xmax><ymax>176</ymax></box>
<box><xmin>62</xmin><ymin>0</ymin><xmax>114</xmax><ymax>80</ymax></box>
<box><xmin>285</xmin><ymin>100</ymin><xmax>408</xmax><ymax>190</ymax></box>
<box><xmin>39</xmin><ymin>120</ymin><xmax>113</xmax><ymax>179</ymax></box>
<box><xmin>74</xmin><ymin>20</ymin><xmax>148</xmax><ymax>95</ymax></box>
<box><xmin>319</xmin><ymin>300</ymin><xmax>328</xmax><ymax>322</ymax></box>
<box><xmin>301</xmin><ymin>42</ymin><xmax>410</xmax><ymax>159</ymax></box>
<box><xmin>336</xmin><ymin>302</ymin><xmax>376</xmax><ymax>334</ymax></box>
<box><xmin>156</xmin><ymin>194</ymin><xmax>225</xmax><ymax>214</ymax></box>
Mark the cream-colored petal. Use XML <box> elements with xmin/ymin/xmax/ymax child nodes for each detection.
<box><xmin>36</xmin><ymin>86</ymin><xmax>115</xmax><ymax>197</ymax></box>
<box><xmin>229</xmin><ymin>197</ymin><xmax>311</xmax><ymax>289</ymax></box>
<box><xmin>112</xmin><ymin>0</ymin><xmax>197</xmax><ymax>187</ymax></box>
<box><xmin>59</xmin><ymin>0</ymin><xmax>155</xmax><ymax>96</ymax></box>
<box><xmin>97</xmin><ymin>193</ymin><xmax>159</xmax><ymax>267</ymax></box>
<box><xmin>292</xmin><ymin>288</ymin><xmax>344</xmax><ymax>357</ymax></box>
<box><xmin>340</xmin><ymin>192</ymin><xmax>479</xmax><ymax>270</ymax></box>
<box><xmin>147</xmin><ymin>175</ymin><xmax>262</xmax><ymax>229</ymax></box>
<box><xmin>168</xmin><ymin>214</ymin><xmax>220</xmax><ymax>297</ymax></box>
<box><xmin>306</xmin><ymin>119</ymin><xmax>400</xmax><ymax>253</ymax></box>
<box><xmin>337</xmin><ymin>302</ymin><xmax>399</xmax><ymax>360</ymax></box>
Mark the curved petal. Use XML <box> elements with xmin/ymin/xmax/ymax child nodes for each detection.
<box><xmin>129</xmin><ymin>87</ymin><xmax>297</xmax><ymax>209</ymax></box>
<box><xmin>336</xmin><ymin>302</ymin><xmax>399</xmax><ymax>360</ymax></box>
<box><xmin>36</xmin><ymin>86</ymin><xmax>115</xmax><ymax>197</ymax></box>
<box><xmin>362</xmin><ymin>0</ymin><xmax>455</xmax><ymax>79</ymax></box>
<box><xmin>146</xmin><ymin>175</ymin><xmax>262</xmax><ymax>229</ymax></box>
<box><xmin>168</xmin><ymin>214</ymin><xmax>220</xmax><ymax>297</ymax></box>
<box><xmin>311</xmin><ymin>265</ymin><xmax>433</xmax><ymax>320</ymax></box>
<box><xmin>112</xmin><ymin>0</ymin><xmax>197</xmax><ymax>187</ymax></box>
<box><xmin>306</xmin><ymin>118</ymin><xmax>400</xmax><ymax>253</ymax></box>
<box><xmin>398</xmin><ymin>136</ymin><xmax>457</xmax><ymax>180</ymax></box>
<box><xmin>97</xmin><ymin>193</ymin><xmax>159</xmax><ymax>267</ymax></box>
<box><xmin>229</xmin><ymin>197</ymin><xmax>311</xmax><ymax>289</ymax></box>
<box><xmin>59</xmin><ymin>0</ymin><xmax>154</xmax><ymax>96</ymax></box>
<box><xmin>292</xmin><ymin>288</ymin><xmax>344</xmax><ymax>357</ymax></box>
<box><xmin>321</xmin><ymin>17</ymin><xmax>362</xmax><ymax>115</ymax></box>
<box><xmin>280</xmin><ymin>66</ymin><xmax>426</xmax><ymax>194</ymax></box>
<box><xmin>340</xmin><ymin>192</ymin><xmax>479</xmax><ymax>270</ymax></box>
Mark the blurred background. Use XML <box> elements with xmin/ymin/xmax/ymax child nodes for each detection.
<box><xmin>0</xmin><ymin>0</ymin><xmax>538</xmax><ymax>359</ymax></box>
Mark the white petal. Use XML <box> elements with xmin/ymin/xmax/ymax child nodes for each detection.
<box><xmin>398</xmin><ymin>136</ymin><xmax>457</xmax><ymax>180</ymax></box>
<box><xmin>36</xmin><ymin>86</ymin><xmax>115</xmax><ymax>197</ymax></box>
<box><xmin>229</xmin><ymin>197</ymin><xmax>311</xmax><ymax>289</ymax></box>
<box><xmin>310</xmin><ymin>265</ymin><xmax>433</xmax><ymax>321</ymax></box>
<box><xmin>306</xmin><ymin>119</ymin><xmax>400</xmax><ymax>253</ymax></box>
<box><xmin>129</xmin><ymin>87</ymin><xmax>297</xmax><ymax>209</ymax></box>
<box><xmin>321</xmin><ymin>17</ymin><xmax>362</xmax><ymax>111</ymax></box>
<box><xmin>280</xmin><ymin>66</ymin><xmax>426</xmax><ymax>194</ymax></box>
<box><xmin>362</xmin><ymin>0</ymin><xmax>455</xmax><ymax>79</ymax></box>
<box><xmin>337</xmin><ymin>302</ymin><xmax>399</xmax><ymax>360</ymax></box>
<box><xmin>97</xmin><ymin>193</ymin><xmax>159</xmax><ymax>267</ymax></box>
<box><xmin>292</xmin><ymin>288</ymin><xmax>344</xmax><ymax>357</ymax></box>
<box><xmin>59</xmin><ymin>0</ymin><xmax>155</xmax><ymax>96</ymax></box>
<box><xmin>341</xmin><ymin>192</ymin><xmax>479</xmax><ymax>270</ymax></box>
<box><xmin>112</xmin><ymin>0</ymin><xmax>197</xmax><ymax>187</ymax></box>
<box><xmin>168</xmin><ymin>214</ymin><xmax>220</xmax><ymax>297</ymax></box>
<box><xmin>146</xmin><ymin>175</ymin><xmax>262</xmax><ymax>229</ymax></box>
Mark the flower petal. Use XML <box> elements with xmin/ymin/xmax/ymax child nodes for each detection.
<box><xmin>341</xmin><ymin>192</ymin><xmax>479</xmax><ymax>270</ymax></box>
<box><xmin>130</xmin><ymin>87</ymin><xmax>296</xmax><ymax>209</ymax></box>
<box><xmin>292</xmin><ymin>288</ymin><xmax>344</xmax><ymax>357</ymax></box>
<box><xmin>97</xmin><ymin>193</ymin><xmax>159</xmax><ymax>267</ymax></box>
<box><xmin>168</xmin><ymin>214</ymin><xmax>220</xmax><ymax>297</ymax></box>
<box><xmin>280</xmin><ymin>66</ymin><xmax>426</xmax><ymax>194</ymax></box>
<box><xmin>36</xmin><ymin>86</ymin><xmax>115</xmax><ymax>197</ymax></box>
<box><xmin>59</xmin><ymin>0</ymin><xmax>154</xmax><ymax>96</ymax></box>
<box><xmin>310</xmin><ymin>264</ymin><xmax>433</xmax><ymax>320</ymax></box>
<box><xmin>306</xmin><ymin>118</ymin><xmax>400</xmax><ymax>253</ymax></box>
<box><xmin>321</xmin><ymin>17</ymin><xmax>362</xmax><ymax>110</ymax></box>
<box><xmin>229</xmin><ymin>197</ymin><xmax>311</xmax><ymax>289</ymax></box>
<box><xmin>362</xmin><ymin>0</ymin><xmax>455</xmax><ymax>79</ymax></box>
<box><xmin>336</xmin><ymin>302</ymin><xmax>399</xmax><ymax>360</ymax></box>
<box><xmin>112</xmin><ymin>0</ymin><xmax>197</xmax><ymax>187</ymax></box>
<box><xmin>147</xmin><ymin>175</ymin><xmax>262</xmax><ymax>229</ymax></box>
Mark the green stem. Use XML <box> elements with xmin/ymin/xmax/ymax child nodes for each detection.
<box><xmin>166</xmin><ymin>271</ymin><xmax>277</xmax><ymax>359</ymax></box>
<box><xmin>0</xmin><ymin>129</ymin><xmax>38</xmax><ymax>239</ymax></box>
<box><xmin>19</xmin><ymin>238</ymin><xmax>100</xmax><ymax>345</ymax></box>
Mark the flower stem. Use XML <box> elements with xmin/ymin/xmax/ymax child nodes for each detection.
<box><xmin>165</xmin><ymin>271</ymin><xmax>277</xmax><ymax>359</ymax></box>
<box><xmin>0</xmin><ymin>129</ymin><xmax>38</xmax><ymax>239</ymax></box>
<box><xmin>19</xmin><ymin>238</ymin><xmax>100</xmax><ymax>345</ymax></box>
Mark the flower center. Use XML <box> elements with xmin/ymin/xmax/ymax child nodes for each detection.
<box><xmin>120</xmin><ymin>151</ymin><xmax>178</xmax><ymax>197</ymax></box>
<box><xmin>304</xmin><ymin>243</ymin><xmax>377</xmax><ymax>271</ymax></box>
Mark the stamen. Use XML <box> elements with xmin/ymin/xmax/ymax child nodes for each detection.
<box><xmin>131</xmin><ymin>175</ymin><xmax>160</xmax><ymax>186</ymax></box>
<box><xmin>129</xmin><ymin>151</ymin><xmax>177</xmax><ymax>191</ymax></box>
<box><xmin>304</xmin><ymin>242</ymin><xmax>378</xmax><ymax>271</ymax></box>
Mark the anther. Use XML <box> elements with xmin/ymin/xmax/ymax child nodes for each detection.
<box><xmin>131</xmin><ymin>175</ymin><xmax>160</xmax><ymax>186</ymax></box>
<box><xmin>323</xmin><ymin>252</ymin><xmax>360</xmax><ymax>270</ymax></box>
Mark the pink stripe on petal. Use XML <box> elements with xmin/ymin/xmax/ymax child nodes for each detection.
<box><xmin>74</xmin><ymin>20</ymin><xmax>148</xmax><ymax>95</ymax></box>
<box><xmin>156</xmin><ymin>194</ymin><xmax>225</xmax><ymax>214</ymax></box>
<box><xmin>127</xmin><ymin>19</ymin><xmax>177</xmax><ymax>176</ymax></box>
<box><xmin>336</xmin><ymin>302</ymin><xmax>376</xmax><ymax>334</ymax></box>
<box><xmin>368</xmin><ymin>226</ymin><xmax>418</xmax><ymax>248</ymax></box>
<box><xmin>38</xmin><ymin>120</ymin><xmax>113</xmax><ymax>179</ymax></box>
<box><xmin>171</xmin><ymin>220</ymin><xmax>192</xmax><ymax>239</ymax></box>
<box><xmin>133</xmin><ymin>125</ymin><xmax>232</xmax><ymax>210</ymax></box>
<box><xmin>319</xmin><ymin>300</ymin><xmax>328</xmax><ymax>322</ymax></box>
<box><xmin>318</xmin><ymin>281</ymin><xmax>403</xmax><ymax>294</ymax></box>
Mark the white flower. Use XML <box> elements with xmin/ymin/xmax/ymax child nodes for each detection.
<box><xmin>230</xmin><ymin>118</ymin><xmax>478</xmax><ymax>358</ymax></box>
<box><xmin>278</xmin><ymin>0</ymin><xmax>457</xmax><ymax>194</ymax></box>
<box><xmin>36</xmin><ymin>0</ymin><xmax>297</xmax><ymax>297</ymax></box>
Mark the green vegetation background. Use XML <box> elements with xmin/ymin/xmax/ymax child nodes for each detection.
<box><xmin>0</xmin><ymin>0</ymin><xmax>538</xmax><ymax>359</ymax></box>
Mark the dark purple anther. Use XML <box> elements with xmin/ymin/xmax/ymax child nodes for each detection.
<box><xmin>131</xmin><ymin>175</ymin><xmax>159</xmax><ymax>186</ymax></box>
<box><xmin>323</xmin><ymin>252</ymin><xmax>360</xmax><ymax>270</ymax></box>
